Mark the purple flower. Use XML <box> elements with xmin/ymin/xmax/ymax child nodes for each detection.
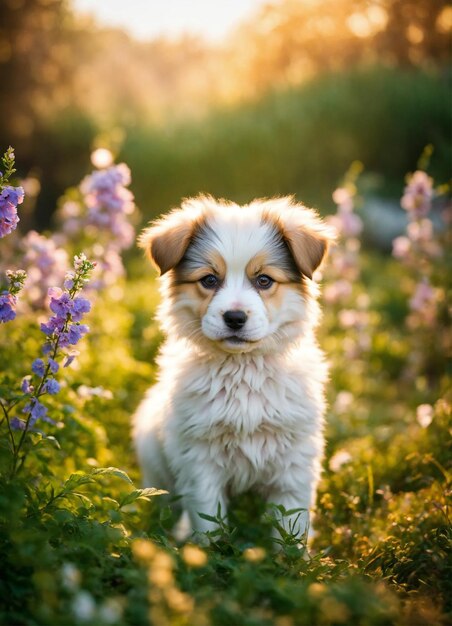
<box><xmin>0</xmin><ymin>292</ymin><xmax>16</xmax><ymax>323</ymax></box>
<box><xmin>31</xmin><ymin>358</ymin><xmax>46</xmax><ymax>377</ymax></box>
<box><xmin>44</xmin><ymin>378</ymin><xmax>60</xmax><ymax>395</ymax></box>
<box><xmin>40</xmin><ymin>316</ymin><xmax>64</xmax><ymax>336</ymax></box>
<box><xmin>67</xmin><ymin>324</ymin><xmax>89</xmax><ymax>345</ymax></box>
<box><xmin>42</xmin><ymin>343</ymin><xmax>53</xmax><ymax>355</ymax></box>
<box><xmin>48</xmin><ymin>358</ymin><xmax>59</xmax><ymax>374</ymax></box>
<box><xmin>21</xmin><ymin>232</ymin><xmax>69</xmax><ymax>309</ymax></box>
<box><xmin>64</xmin><ymin>276</ymin><xmax>75</xmax><ymax>290</ymax></box>
<box><xmin>1</xmin><ymin>185</ymin><xmax>24</xmax><ymax>206</ymax></box>
<box><xmin>10</xmin><ymin>417</ymin><xmax>26</xmax><ymax>431</ymax></box>
<box><xmin>24</xmin><ymin>398</ymin><xmax>48</xmax><ymax>427</ymax></box>
<box><xmin>0</xmin><ymin>185</ymin><xmax>23</xmax><ymax>238</ymax></box>
<box><xmin>78</xmin><ymin>164</ymin><xmax>135</xmax><ymax>252</ymax></box>
<box><xmin>37</xmin><ymin>254</ymin><xmax>94</xmax><ymax>375</ymax></box>
<box><xmin>21</xmin><ymin>377</ymin><xmax>33</xmax><ymax>393</ymax></box>
<box><xmin>72</xmin><ymin>297</ymin><xmax>91</xmax><ymax>321</ymax></box>
<box><xmin>49</xmin><ymin>292</ymin><xmax>73</xmax><ymax>317</ymax></box>
<box><xmin>64</xmin><ymin>352</ymin><xmax>79</xmax><ymax>368</ymax></box>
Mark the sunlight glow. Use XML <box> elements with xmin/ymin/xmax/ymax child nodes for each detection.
<box><xmin>436</xmin><ymin>6</ymin><xmax>452</xmax><ymax>33</ymax></box>
<box><xmin>91</xmin><ymin>148</ymin><xmax>114</xmax><ymax>169</ymax></box>
<box><xmin>72</xmin><ymin>0</ymin><xmax>267</xmax><ymax>41</ymax></box>
<box><xmin>347</xmin><ymin>6</ymin><xmax>388</xmax><ymax>38</ymax></box>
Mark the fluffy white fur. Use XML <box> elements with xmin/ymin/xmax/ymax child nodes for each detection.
<box><xmin>133</xmin><ymin>195</ymin><xmax>334</xmax><ymax>541</ymax></box>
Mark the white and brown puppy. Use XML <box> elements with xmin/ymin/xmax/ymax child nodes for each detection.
<box><xmin>133</xmin><ymin>195</ymin><xmax>334</xmax><ymax>542</ymax></box>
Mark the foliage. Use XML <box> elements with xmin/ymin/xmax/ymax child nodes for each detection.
<box><xmin>114</xmin><ymin>65</ymin><xmax>452</xmax><ymax>221</ymax></box>
<box><xmin>0</xmin><ymin>149</ymin><xmax>450</xmax><ymax>625</ymax></box>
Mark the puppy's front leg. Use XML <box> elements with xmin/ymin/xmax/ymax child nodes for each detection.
<box><xmin>178</xmin><ymin>470</ymin><xmax>228</xmax><ymax>535</ymax></box>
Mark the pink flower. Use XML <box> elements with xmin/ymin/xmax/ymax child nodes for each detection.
<box><xmin>339</xmin><ymin>309</ymin><xmax>359</xmax><ymax>328</ymax></box>
<box><xmin>329</xmin><ymin>187</ymin><xmax>363</xmax><ymax>237</ymax></box>
<box><xmin>333</xmin><ymin>390</ymin><xmax>354</xmax><ymax>414</ymax></box>
<box><xmin>409</xmin><ymin>280</ymin><xmax>435</xmax><ymax>313</ymax></box>
<box><xmin>401</xmin><ymin>170</ymin><xmax>433</xmax><ymax>218</ymax></box>
<box><xmin>332</xmin><ymin>187</ymin><xmax>353</xmax><ymax>211</ymax></box>
<box><xmin>323</xmin><ymin>279</ymin><xmax>352</xmax><ymax>304</ymax></box>
<box><xmin>406</xmin><ymin>219</ymin><xmax>433</xmax><ymax>243</ymax></box>
<box><xmin>392</xmin><ymin>236</ymin><xmax>411</xmax><ymax>259</ymax></box>
<box><xmin>22</xmin><ymin>232</ymin><xmax>69</xmax><ymax>309</ymax></box>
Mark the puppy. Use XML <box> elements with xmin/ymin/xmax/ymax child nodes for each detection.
<box><xmin>133</xmin><ymin>195</ymin><xmax>334</xmax><ymax>542</ymax></box>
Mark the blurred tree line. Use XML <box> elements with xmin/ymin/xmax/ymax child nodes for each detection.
<box><xmin>230</xmin><ymin>0</ymin><xmax>450</xmax><ymax>93</ymax></box>
<box><xmin>0</xmin><ymin>0</ymin><xmax>450</xmax><ymax>228</ymax></box>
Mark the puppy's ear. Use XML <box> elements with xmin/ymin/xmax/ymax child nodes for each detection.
<box><xmin>138</xmin><ymin>208</ymin><xmax>199</xmax><ymax>275</ymax></box>
<box><xmin>264</xmin><ymin>198</ymin><xmax>335</xmax><ymax>279</ymax></box>
<box><xmin>283</xmin><ymin>222</ymin><xmax>331</xmax><ymax>280</ymax></box>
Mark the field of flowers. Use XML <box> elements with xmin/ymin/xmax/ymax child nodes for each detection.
<box><xmin>0</xmin><ymin>146</ymin><xmax>450</xmax><ymax>626</ymax></box>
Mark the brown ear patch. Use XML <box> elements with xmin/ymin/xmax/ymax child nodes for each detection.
<box><xmin>261</xmin><ymin>198</ymin><xmax>334</xmax><ymax>280</ymax></box>
<box><xmin>283</xmin><ymin>227</ymin><xmax>329</xmax><ymax>280</ymax></box>
<box><xmin>138</xmin><ymin>210</ymin><xmax>203</xmax><ymax>275</ymax></box>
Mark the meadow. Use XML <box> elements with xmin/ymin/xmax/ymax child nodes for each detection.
<box><xmin>0</xmin><ymin>141</ymin><xmax>450</xmax><ymax>626</ymax></box>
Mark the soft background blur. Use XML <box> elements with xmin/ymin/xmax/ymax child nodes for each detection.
<box><xmin>0</xmin><ymin>0</ymin><xmax>450</xmax><ymax>236</ymax></box>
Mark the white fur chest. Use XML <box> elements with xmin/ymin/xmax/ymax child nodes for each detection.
<box><xmin>158</xmin><ymin>338</ymin><xmax>327</xmax><ymax>493</ymax></box>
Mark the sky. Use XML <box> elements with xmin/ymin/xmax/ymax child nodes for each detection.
<box><xmin>72</xmin><ymin>0</ymin><xmax>267</xmax><ymax>41</ymax></box>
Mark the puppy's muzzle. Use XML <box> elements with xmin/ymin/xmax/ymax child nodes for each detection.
<box><xmin>223</xmin><ymin>310</ymin><xmax>248</xmax><ymax>330</ymax></box>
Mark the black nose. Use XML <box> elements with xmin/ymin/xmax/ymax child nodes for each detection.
<box><xmin>223</xmin><ymin>310</ymin><xmax>248</xmax><ymax>330</ymax></box>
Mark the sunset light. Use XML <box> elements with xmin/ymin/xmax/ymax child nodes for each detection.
<box><xmin>72</xmin><ymin>0</ymin><xmax>267</xmax><ymax>40</ymax></box>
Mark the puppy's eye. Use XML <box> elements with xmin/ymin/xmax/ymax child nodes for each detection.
<box><xmin>255</xmin><ymin>274</ymin><xmax>274</xmax><ymax>289</ymax></box>
<box><xmin>200</xmin><ymin>274</ymin><xmax>219</xmax><ymax>289</ymax></box>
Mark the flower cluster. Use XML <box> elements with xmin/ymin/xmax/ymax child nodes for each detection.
<box><xmin>40</xmin><ymin>254</ymin><xmax>94</xmax><ymax>354</ymax></box>
<box><xmin>323</xmin><ymin>165</ymin><xmax>371</xmax><ymax>361</ymax></box>
<box><xmin>0</xmin><ymin>185</ymin><xmax>24</xmax><ymax>238</ymax></box>
<box><xmin>392</xmin><ymin>169</ymin><xmax>443</xmax><ymax>329</ymax></box>
<box><xmin>329</xmin><ymin>187</ymin><xmax>363</xmax><ymax>238</ymax></box>
<box><xmin>324</xmin><ymin>183</ymin><xmax>363</xmax><ymax>306</ymax></box>
<box><xmin>9</xmin><ymin>254</ymin><xmax>95</xmax><ymax>433</ymax></box>
<box><xmin>80</xmin><ymin>163</ymin><xmax>135</xmax><ymax>249</ymax></box>
<box><xmin>393</xmin><ymin>170</ymin><xmax>441</xmax><ymax>267</ymax></box>
<box><xmin>40</xmin><ymin>288</ymin><xmax>90</xmax><ymax>353</ymax></box>
<box><xmin>21</xmin><ymin>231</ymin><xmax>69</xmax><ymax>308</ymax></box>
<box><xmin>0</xmin><ymin>269</ymin><xmax>26</xmax><ymax>323</ymax></box>
<box><xmin>0</xmin><ymin>147</ymin><xmax>24</xmax><ymax>238</ymax></box>
<box><xmin>401</xmin><ymin>169</ymin><xmax>433</xmax><ymax>219</ymax></box>
<box><xmin>58</xmin><ymin>159</ymin><xmax>136</xmax><ymax>289</ymax></box>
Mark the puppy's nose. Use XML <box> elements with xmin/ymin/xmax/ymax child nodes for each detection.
<box><xmin>223</xmin><ymin>310</ymin><xmax>248</xmax><ymax>330</ymax></box>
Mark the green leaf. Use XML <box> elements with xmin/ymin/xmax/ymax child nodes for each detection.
<box><xmin>69</xmin><ymin>491</ymin><xmax>94</xmax><ymax>506</ymax></box>
<box><xmin>198</xmin><ymin>512</ymin><xmax>219</xmax><ymax>523</ymax></box>
<box><xmin>33</xmin><ymin>434</ymin><xmax>61</xmax><ymax>450</ymax></box>
<box><xmin>62</xmin><ymin>471</ymin><xmax>97</xmax><ymax>492</ymax></box>
<box><xmin>102</xmin><ymin>496</ymin><xmax>120</xmax><ymax>509</ymax></box>
<box><xmin>91</xmin><ymin>467</ymin><xmax>134</xmax><ymax>484</ymax></box>
<box><xmin>119</xmin><ymin>487</ymin><xmax>167</xmax><ymax>508</ymax></box>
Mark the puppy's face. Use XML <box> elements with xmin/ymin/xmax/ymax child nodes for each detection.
<box><xmin>140</xmin><ymin>196</ymin><xmax>333</xmax><ymax>354</ymax></box>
